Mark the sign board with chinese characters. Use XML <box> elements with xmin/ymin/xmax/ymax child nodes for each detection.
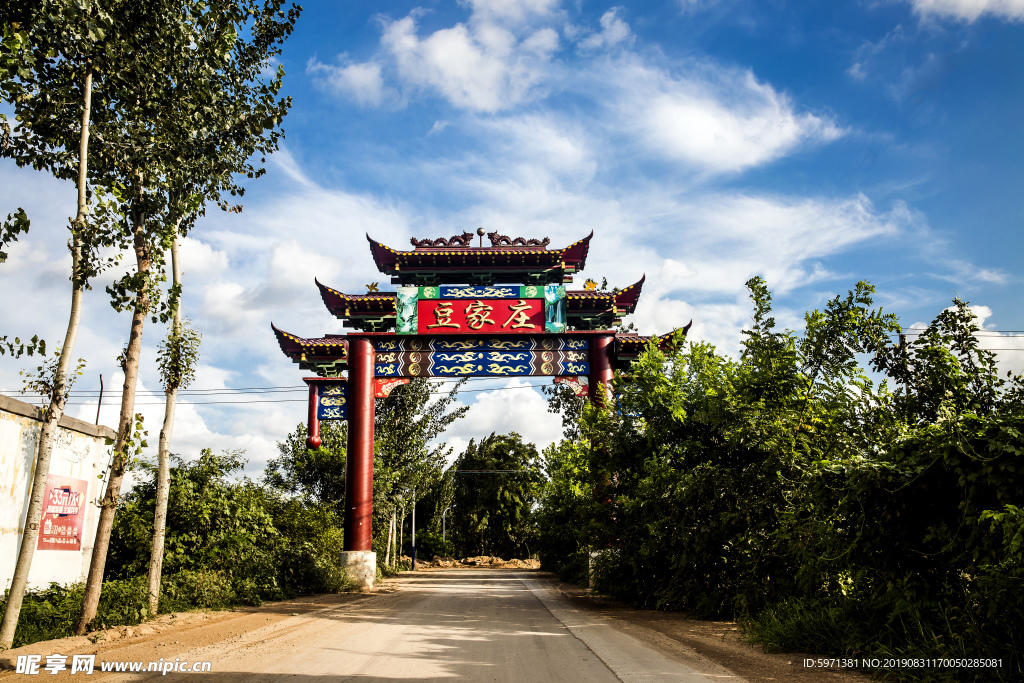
<box><xmin>372</xmin><ymin>336</ymin><xmax>588</xmax><ymax>378</ymax></box>
<box><xmin>316</xmin><ymin>382</ymin><xmax>348</xmax><ymax>420</ymax></box>
<box><xmin>36</xmin><ymin>475</ymin><xmax>89</xmax><ymax>551</ymax></box>
<box><xmin>396</xmin><ymin>285</ymin><xmax>566</xmax><ymax>335</ymax></box>
<box><xmin>419</xmin><ymin>298</ymin><xmax>544</xmax><ymax>335</ymax></box>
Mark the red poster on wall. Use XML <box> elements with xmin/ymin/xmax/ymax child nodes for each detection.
<box><xmin>417</xmin><ymin>298</ymin><xmax>544</xmax><ymax>335</ymax></box>
<box><xmin>36</xmin><ymin>475</ymin><xmax>89</xmax><ymax>551</ymax></box>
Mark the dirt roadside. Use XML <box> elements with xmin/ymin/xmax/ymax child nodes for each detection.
<box><xmin>0</xmin><ymin>569</ymin><xmax>867</xmax><ymax>682</ymax></box>
<box><xmin>0</xmin><ymin>589</ymin><xmax>391</xmax><ymax>679</ymax></box>
<box><xmin>546</xmin><ymin>577</ymin><xmax>869</xmax><ymax>683</ymax></box>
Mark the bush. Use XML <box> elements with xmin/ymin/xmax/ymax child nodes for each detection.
<box><xmin>107</xmin><ymin>448</ymin><xmax>351</xmax><ymax>608</ymax></box>
<box><xmin>0</xmin><ymin>583</ymin><xmax>82</xmax><ymax>648</ymax></box>
<box><xmin>414</xmin><ymin>529</ymin><xmax>457</xmax><ymax>559</ymax></box>
<box><xmin>159</xmin><ymin>570</ymin><xmax>236</xmax><ymax>612</ymax></box>
<box><xmin>0</xmin><ymin>578</ymin><xmax>150</xmax><ymax>648</ymax></box>
<box><xmin>538</xmin><ymin>280</ymin><xmax>1024</xmax><ymax>681</ymax></box>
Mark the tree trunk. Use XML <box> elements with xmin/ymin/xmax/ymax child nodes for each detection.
<box><xmin>384</xmin><ymin>511</ymin><xmax>393</xmax><ymax>567</ymax></box>
<box><xmin>0</xmin><ymin>65</ymin><xmax>92</xmax><ymax>651</ymax></box>
<box><xmin>399</xmin><ymin>505</ymin><xmax>405</xmax><ymax>558</ymax></box>
<box><xmin>146</xmin><ymin>235</ymin><xmax>181</xmax><ymax>615</ymax></box>
<box><xmin>390</xmin><ymin>512</ymin><xmax>397</xmax><ymax>566</ymax></box>
<box><xmin>75</xmin><ymin>182</ymin><xmax>150</xmax><ymax>635</ymax></box>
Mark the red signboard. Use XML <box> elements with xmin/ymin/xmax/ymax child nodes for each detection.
<box><xmin>417</xmin><ymin>298</ymin><xmax>544</xmax><ymax>335</ymax></box>
<box><xmin>37</xmin><ymin>475</ymin><xmax>89</xmax><ymax>551</ymax></box>
<box><xmin>375</xmin><ymin>377</ymin><xmax>410</xmax><ymax>398</ymax></box>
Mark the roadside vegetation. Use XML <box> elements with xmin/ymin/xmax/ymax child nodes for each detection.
<box><xmin>0</xmin><ymin>447</ymin><xmax>350</xmax><ymax>649</ymax></box>
<box><xmin>537</xmin><ymin>277</ymin><xmax>1023</xmax><ymax>682</ymax></box>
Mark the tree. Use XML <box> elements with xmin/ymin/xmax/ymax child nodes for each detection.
<box><xmin>107</xmin><ymin>449</ymin><xmax>282</xmax><ymax>604</ymax></box>
<box><xmin>265</xmin><ymin>378</ymin><xmax>468</xmax><ymax>566</ymax></box>
<box><xmin>450</xmin><ymin>433</ymin><xmax>544</xmax><ymax>559</ymax></box>
<box><xmin>265</xmin><ymin>420</ymin><xmax>348</xmax><ymax>510</ymax></box>
<box><xmin>0</xmin><ymin>0</ymin><xmax>114</xmax><ymax>649</ymax></box>
<box><xmin>147</xmin><ymin>302</ymin><xmax>201</xmax><ymax>615</ymax></box>
<box><xmin>372</xmin><ymin>379</ymin><xmax>468</xmax><ymax>564</ymax></box>
<box><xmin>73</xmin><ymin>0</ymin><xmax>301</xmax><ymax>633</ymax></box>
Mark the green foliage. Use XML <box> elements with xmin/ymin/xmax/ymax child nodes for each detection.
<box><xmin>265</xmin><ymin>420</ymin><xmax>347</xmax><ymax>510</ymax></box>
<box><xmin>0</xmin><ymin>333</ymin><xmax>45</xmax><ymax>358</ymax></box>
<box><xmin>19</xmin><ymin>345</ymin><xmax>85</xmax><ymax>405</ymax></box>
<box><xmin>450</xmin><ymin>433</ymin><xmax>544</xmax><ymax>558</ymax></box>
<box><xmin>0</xmin><ymin>577</ymin><xmax>149</xmax><ymax>648</ymax></box>
<box><xmin>157</xmin><ymin>318</ymin><xmax>202</xmax><ymax>391</ymax></box>
<box><xmin>0</xmin><ymin>206</ymin><xmax>29</xmax><ymax>262</ymax></box>
<box><xmin>158</xmin><ymin>570</ymin><xmax>236</xmax><ymax>612</ymax></box>
<box><xmin>371</xmin><ymin>378</ymin><xmax>468</xmax><ymax>561</ymax></box>
<box><xmin>2</xmin><ymin>0</ymin><xmax>303</xmax><ymax>313</ymax></box>
<box><xmin>108</xmin><ymin>449</ymin><xmax>280</xmax><ymax>595</ymax></box>
<box><xmin>539</xmin><ymin>278</ymin><xmax>1024</xmax><ymax>681</ymax></box>
<box><xmin>108</xmin><ymin>447</ymin><xmax>350</xmax><ymax>608</ymax></box>
<box><xmin>415</xmin><ymin>529</ymin><xmax>458</xmax><ymax>559</ymax></box>
<box><xmin>116</xmin><ymin>412</ymin><xmax>149</xmax><ymax>471</ymax></box>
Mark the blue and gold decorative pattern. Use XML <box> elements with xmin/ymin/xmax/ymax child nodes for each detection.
<box><xmin>486</xmin><ymin>363</ymin><xmax>531</xmax><ymax>375</ymax></box>
<box><xmin>372</xmin><ymin>335</ymin><xmax>589</xmax><ymax>352</ymax></box>
<box><xmin>485</xmin><ymin>351</ymin><xmax>530</xmax><ymax>362</ymax></box>
<box><xmin>432</xmin><ymin>361</ymin><xmax>481</xmax><ymax>376</ymax></box>
<box><xmin>316</xmin><ymin>383</ymin><xmax>348</xmax><ymax>420</ymax></box>
<box><xmin>370</xmin><ymin>350</ymin><xmax>590</xmax><ymax>377</ymax></box>
<box><xmin>562</xmin><ymin>362</ymin><xmax>589</xmax><ymax>375</ymax></box>
<box><xmin>439</xmin><ymin>285</ymin><xmax>519</xmax><ymax>299</ymax></box>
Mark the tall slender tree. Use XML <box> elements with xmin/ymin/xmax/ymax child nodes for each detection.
<box><xmin>372</xmin><ymin>379</ymin><xmax>469</xmax><ymax>554</ymax></box>
<box><xmin>74</xmin><ymin>0</ymin><xmax>301</xmax><ymax>633</ymax></box>
<box><xmin>0</xmin><ymin>0</ymin><xmax>117</xmax><ymax>650</ymax></box>
<box><xmin>147</xmin><ymin>259</ymin><xmax>201</xmax><ymax>615</ymax></box>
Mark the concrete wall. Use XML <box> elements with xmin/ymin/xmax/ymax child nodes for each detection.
<box><xmin>0</xmin><ymin>394</ymin><xmax>116</xmax><ymax>590</ymax></box>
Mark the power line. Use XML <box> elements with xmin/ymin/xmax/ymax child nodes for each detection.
<box><xmin>49</xmin><ymin>383</ymin><xmax>555</xmax><ymax>406</ymax></box>
<box><xmin>2</xmin><ymin>375</ymin><xmax>537</xmax><ymax>397</ymax></box>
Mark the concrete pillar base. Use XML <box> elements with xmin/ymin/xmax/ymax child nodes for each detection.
<box><xmin>339</xmin><ymin>551</ymin><xmax>376</xmax><ymax>591</ymax></box>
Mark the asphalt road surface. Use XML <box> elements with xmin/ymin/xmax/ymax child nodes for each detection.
<box><xmin>95</xmin><ymin>569</ymin><xmax>745</xmax><ymax>682</ymax></box>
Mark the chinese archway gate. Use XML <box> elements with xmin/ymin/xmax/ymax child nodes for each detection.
<box><xmin>271</xmin><ymin>230</ymin><xmax>685</xmax><ymax>588</ymax></box>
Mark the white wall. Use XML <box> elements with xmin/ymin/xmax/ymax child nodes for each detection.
<box><xmin>0</xmin><ymin>395</ymin><xmax>115</xmax><ymax>590</ymax></box>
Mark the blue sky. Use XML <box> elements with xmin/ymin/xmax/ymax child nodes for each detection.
<box><xmin>2</xmin><ymin>0</ymin><xmax>1023</xmax><ymax>469</ymax></box>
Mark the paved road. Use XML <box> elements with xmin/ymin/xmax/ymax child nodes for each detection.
<box><xmin>103</xmin><ymin>569</ymin><xmax>745</xmax><ymax>682</ymax></box>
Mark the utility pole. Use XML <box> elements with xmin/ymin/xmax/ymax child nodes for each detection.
<box><xmin>411</xmin><ymin>492</ymin><xmax>417</xmax><ymax>571</ymax></box>
<box><xmin>95</xmin><ymin>374</ymin><xmax>103</xmax><ymax>425</ymax></box>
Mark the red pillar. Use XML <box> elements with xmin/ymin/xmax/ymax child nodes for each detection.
<box><xmin>589</xmin><ymin>333</ymin><xmax>615</xmax><ymax>408</ymax></box>
<box><xmin>306</xmin><ymin>382</ymin><xmax>321</xmax><ymax>450</ymax></box>
<box><xmin>344</xmin><ymin>336</ymin><xmax>375</xmax><ymax>551</ymax></box>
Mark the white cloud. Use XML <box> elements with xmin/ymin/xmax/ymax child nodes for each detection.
<box><xmin>444</xmin><ymin>379</ymin><xmax>564</xmax><ymax>456</ymax></box>
<box><xmin>378</xmin><ymin>14</ymin><xmax>560</xmax><ymax>112</ymax></box>
<box><xmin>472</xmin><ymin>113</ymin><xmax>595</xmax><ymax>179</ymax></box>
<box><xmin>906</xmin><ymin>0</ymin><xmax>1024</xmax><ymax>22</ymax></box>
<box><xmin>577</xmin><ymin>8</ymin><xmax>633</xmax><ymax>50</ymax></box>
<box><xmin>307</xmin><ymin>58</ymin><xmax>390</xmax><ymax>107</ymax></box>
<box><xmin>311</xmin><ymin>4</ymin><xmax>837</xmax><ymax>180</ymax></box>
<box><xmin>604</xmin><ymin>58</ymin><xmax>843</xmax><ymax>174</ymax></box>
<box><xmin>463</xmin><ymin>0</ymin><xmax>561</xmax><ymax>25</ymax></box>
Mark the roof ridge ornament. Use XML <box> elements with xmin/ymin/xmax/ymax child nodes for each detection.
<box><xmin>487</xmin><ymin>232</ymin><xmax>550</xmax><ymax>248</ymax></box>
<box><xmin>410</xmin><ymin>232</ymin><xmax>475</xmax><ymax>248</ymax></box>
